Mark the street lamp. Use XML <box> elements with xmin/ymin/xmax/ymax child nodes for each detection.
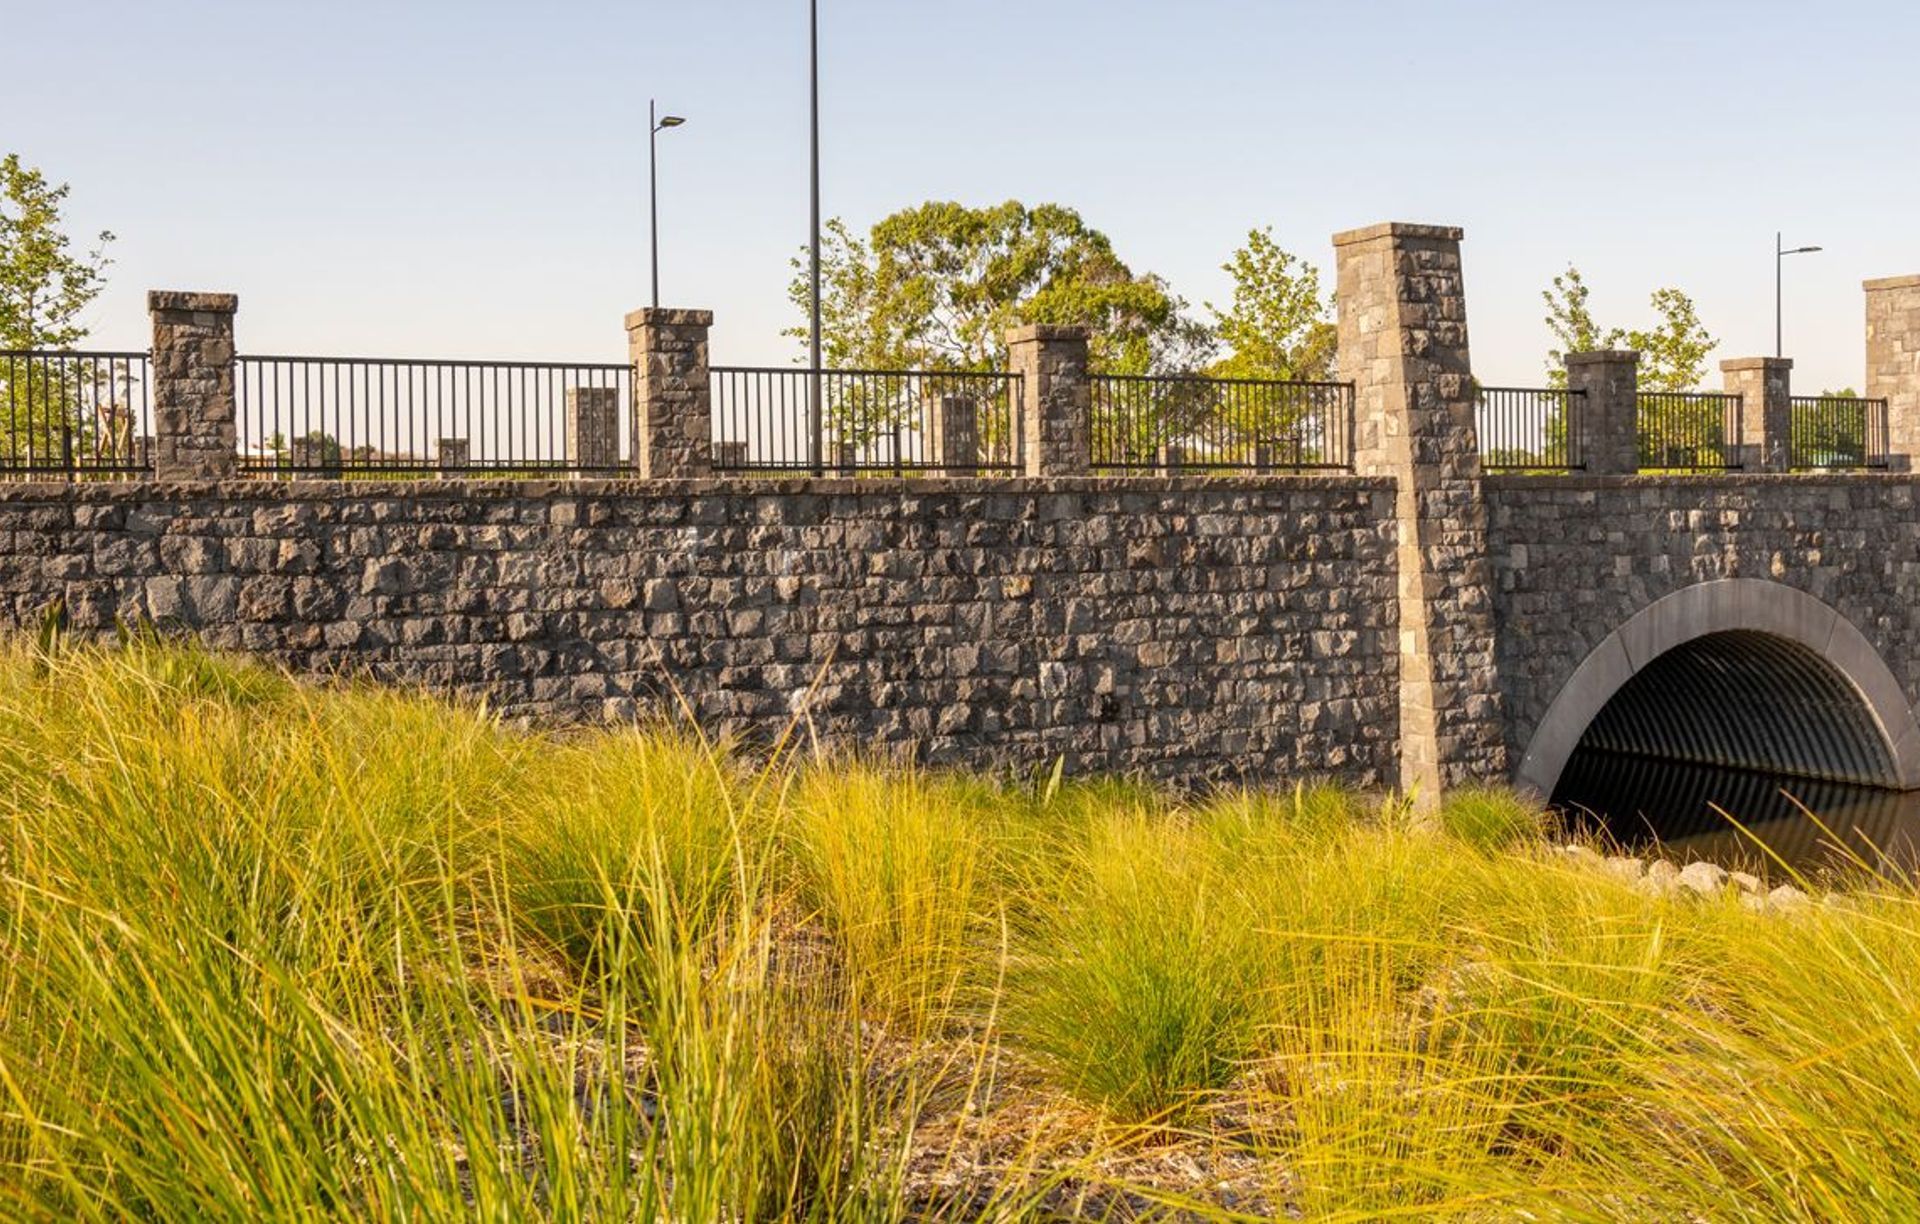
<box><xmin>650</xmin><ymin>101</ymin><xmax>687</xmax><ymax>309</ymax></box>
<box><xmin>807</xmin><ymin>0</ymin><xmax>824</xmax><ymax>474</ymax></box>
<box><xmin>1776</xmin><ymin>232</ymin><xmax>1822</xmax><ymax>359</ymax></box>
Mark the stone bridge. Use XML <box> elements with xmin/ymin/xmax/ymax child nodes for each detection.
<box><xmin>1488</xmin><ymin>477</ymin><xmax>1920</xmax><ymax>798</ymax></box>
<box><xmin>4</xmin><ymin>227</ymin><xmax>1920</xmax><ymax>801</ymax></box>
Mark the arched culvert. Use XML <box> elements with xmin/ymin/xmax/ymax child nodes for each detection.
<box><xmin>1575</xmin><ymin>630</ymin><xmax>1897</xmax><ymax>786</ymax></box>
<box><xmin>1516</xmin><ymin>579</ymin><xmax>1920</xmax><ymax>796</ymax></box>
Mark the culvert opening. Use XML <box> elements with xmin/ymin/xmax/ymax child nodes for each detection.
<box><xmin>1549</xmin><ymin>630</ymin><xmax>1912</xmax><ymax>864</ymax></box>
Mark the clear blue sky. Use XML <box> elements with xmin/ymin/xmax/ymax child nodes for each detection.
<box><xmin>8</xmin><ymin>0</ymin><xmax>1915</xmax><ymax>393</ymax></box>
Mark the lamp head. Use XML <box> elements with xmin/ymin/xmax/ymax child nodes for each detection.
<box><xmin>657</xmin><ymin>115</ymin><xmax>687</xmax><ymax>130</ymax></box>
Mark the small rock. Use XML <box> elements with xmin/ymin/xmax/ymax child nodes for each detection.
<box><xmin>1555</xmin><ymin>845</ymin><xmax>1601</xmax><ymax>863</ymax></box>
<box><xmin>1600</xmin><ymin>856</ymin><xmax>1647</xmax><ymax>882</ymax></box>
<box><xmin>1678</xmin><ymin>861</ymin><xmax>1730</xmax><ymax>894</ymax></box>
<box><xmin>1729</xmin><ymin>871</ymin><xmax>1763</xmax><ymax>894</ymax></box>
<box><xmin>1643</xmin><ymin>859</ymin><xmax>1679</xmax><ymax>883</ymax></box>
<box><xmin>1768</xmin><ymin>884</ymin><xmax>1810</xmax><ymax>909</ymax></box>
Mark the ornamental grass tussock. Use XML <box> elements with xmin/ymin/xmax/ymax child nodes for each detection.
<box><xmin>4</xmin><ymin>640</ymin><xmax>1920</xmax><ymax>1220</ymax></box>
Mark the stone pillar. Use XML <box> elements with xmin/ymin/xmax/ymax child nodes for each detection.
<box><xmin>1867</xmin><ymin>275</ymin><xmax>1920</xmax><ymax>467</ymax></box>
<box><xmin>148</xmin><ymin>290</ymin><xmax>238</xmax><ymax>481</ymax></box>
<box><xmin>437</xmin><ymin>438</ymin><xmax>470</xmax><ymax>476</ymax></box>
<box><xmin>565</xmin><ymin>387</ymin><xmax>621</xmax><ymax>475</ymax></box>
<box><xmin>291</xmin><ymin>436</ymin><xmax>342</xmax><ymax>476</ymax></box>
<box><xmin>1564</xmin><ymin>350</ymin><xmax>1641</xmax><ymax>474</ymax></box>
<box><xmin>1333</xmin><ymin>222</ymin><xmax>1506</xmax><ymax>800</ymax></box>
<box><xmin>927</xmin><ymin>394</ymin><xmax>980</xmax><ymax>471</ymax></box>
<box><xmin>1721</xmin><ymin>357</ymin><xmax>1793</xmax><ymax>471</ymax></box>
<box><xmin>625</xmin><ymin>307</ymin><xmax>712</xmax><ymax>479</ymax></box>
<box><xmin>1006</xmin><ymin>324</ymin><xmax>1090</xmax><ymax>477</ymax></box>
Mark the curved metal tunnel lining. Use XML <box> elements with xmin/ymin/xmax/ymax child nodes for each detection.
<box><xmin>1577</xmin><ymin>630</ymin><xmax>1900</xmax><ymax>788</ymax></box>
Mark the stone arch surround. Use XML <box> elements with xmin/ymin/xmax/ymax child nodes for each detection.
<box><xmin>1515</xmin><ymin>579</ymin><xmax>1920</xmax><ymax>796</ymax></box>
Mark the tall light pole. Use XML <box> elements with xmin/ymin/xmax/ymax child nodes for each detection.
<box><xmin>807</xmin><ymin>0</ymin><xmax>824</xmax><ymax>474</ymax></box>
<box><xmin>649</xmin><ymin>101</ymin><xmax>686</xmax><ymax>309</ymax></box>
<box><xmin>1776</xmin><ymin>232</ymin><xmax>1822</xmax><ymax>359</ymax></box>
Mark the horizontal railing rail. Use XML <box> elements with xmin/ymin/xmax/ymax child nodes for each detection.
<box><xmin>1789</xmin><ymin>395</ymin><xmax>1890</xmax><ymax>470</ymax></box>
<box><xmin>235</xmin><ymin>355</ymin><xmax>632</xmax><ymax>475</ymax></box>
<box><xmin>708</xmin><ymin>367</ymin><xmax>1024</xmax><ymax>474</ymax></box>
<box><xmin>1637</xmin><ymin>391</ymin><xmax>1744</xmax><ymax>471</ymax></box>
<box><xmin>1476</xmin><ymin>386</ymin><xmax>1586</xmax><ymax>472</ymax></box>
<box><xmin>1088</xmin><ymin>374</ymin><xmax>1355</xmax><ymax>471</ymax></box>
<box><xmin>0</xmin><ymin>350</ymin><xmax>153</xmax><ymax>478</ymax></box>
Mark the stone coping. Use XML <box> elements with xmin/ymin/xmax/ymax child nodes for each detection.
<box><xmin>1563</xmin><ymin>350</ymin><xmax>1640</xmax><ymax>365</ymax></box>
<box><xmin>1331</xmin><ymin>221</ymin><xmax>1464</xmax><ymax>246</ymax></box>
<box><xmin>0</xmin><ymin>473</ymin><xmax>1397</xmax><ymax>503</ymax></box>
<box><xmin>1720</xmin><ymin>356</ymin><xmax>1792</xmax><ymax>371</ymax></box>
<box><xmin>622</xmin><ymin>307</ymin><xmax>712</xmax><ymax>329</ymax></box>
<box><xmin>147</xmin><ymin>290</ymin><xmax>238</xmax><ymax>313</ymax></box>
<box><xmin>1005</xmin><ymin>323</ymin><xmax>1092</xmax><ymax>344</ymax></box>
<box><xmin>1864</xmin><ymin>275</ymin><xmax>1920</xmax><ymax>292</ymax></box>
<box><xmin>1485</xmin><ymin>471</ymin><xmax>1920</xmax><ymax>491</ymax></box>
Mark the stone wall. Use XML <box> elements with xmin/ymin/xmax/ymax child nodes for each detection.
<box><xmin>0</xmin><ymin>477</ymin><xmax>1403</xmax><ymax>788</ymax></box>
<box><xmin>1485</xmin><ymin>473</ymin><xmax>1920</xmax><ymax>776</ymax></box>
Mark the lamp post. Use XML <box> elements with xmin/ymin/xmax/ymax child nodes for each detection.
<box><xmin>807</xmin><ymin>0</ymin><xmax>824</xmax><ymax>474</ymax></box>
<box><xmin>1776</xmin><ymin>232</ymin><xmax>1822</xmax><ymax>359</ymax></box>
<box><xmin>649</xmin><ymin>100</ymin><xmax>686</xmax><ymax>309</ymax></box>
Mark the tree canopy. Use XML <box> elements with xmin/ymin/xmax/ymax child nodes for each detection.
<box><xmin>0</xmin><ymin>154</ymin><xmax>113</xmax><ymax>350</ymax></box>
<box><xmin>1542</xmin><ymin>264</ymin><xmax>1717</xmax><ymax>392</ymax></box>
<box><xmin>1206</xmin><ymin>227</ymin><xmax>1336</xmax><ymax>381</ymax></box>
<box><xmin>788</xmin><ymin>201</ymin><xmax>1199</xmax><ymax>375</ymax></box>
<box><xmin>790</xmin><ymin>203</ymin><xmax>1344</xmax><ymax>390</ymax></box>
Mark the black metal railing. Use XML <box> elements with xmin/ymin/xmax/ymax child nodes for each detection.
<box><xmin>1476</xmin><ymin>386</ymin><xmax>1586</xmax><ymax>471</ymax></box>
<box><xmin>1637</xmin><ymin>392</ymin><xmax>1744</xmax><ymax>471</ymax></box>
<box><xmin>708</xmin><ymin>368</ymin><xmax>1024</xmax><ymax>473</ymax></box>
<box><xmin>1</xmin><ymin>350</ymin><xmax>153</xmax><ymax>477</ymax></box>
<box><xmin>1088</xmin><ymin>374</ymin><xmax>1355</xmax><ymax>471</ymax></box>
<box><xmin>235</xmin><ymin>356</ymin><xmax>632</xmax><ymax>475</ymax></box>
<box><xmin>1789</xmin><ymin>395</ymin><xmax>1890</xmax><ymax>470</ymax></box>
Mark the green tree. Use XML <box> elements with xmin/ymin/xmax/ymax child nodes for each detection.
<box><xmin>788</xmin><ymin>201</ymin><xmax>1206</xmax><ymax>460</ymax></box>
<box><xmin>1</xmin><ymin>154</ymin><xmax>117</xmax><ymax>468</ymax></box>
<box><xmin>1541</xmin><ymin>266</ymin><xmax>1721</xmax><ymax>468</ymax></box>
<box><xmin>1207</xmin><ymin>227</ymin><xmax>1335</xmax><ymax>382</ymax></box>
<box><xmin>1</xmin><ymin>154</ymin><xmax>113</xmax><ymax>349</ymax></box>
<box><xmin>1541</xmin><ymin>267</ymin><xmax>1717</xmax><ymax>392</ymax></box>
<box><xmin>789</xmin><ymin>200</ymin><xmax>1194</xmax><ymax>374</ymax></box>
<box><xmin>1541</xmin><ymin>266</ymin><xmax>1603</xmax><ymax>390</ymax></box>
<box><xmin>1615</xmin><ymin>288</ymin><xmax>1716</xmax><ymax>394</ymax></box>
<box><xmin>1145</xmin><ymin>227</ymin><xmax>1340</xmax><ymax>467</ymax></box>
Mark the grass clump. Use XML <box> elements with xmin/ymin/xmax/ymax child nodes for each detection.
<box><xmin>7</xmin><ymin>640</ymin><xmax>1920</xmax><ymax>1220</ymax></box>
<box><xmin>1007</xmin><ymin>808</ymin><xmax>1263</xmax><ymax>1124</ymax></box>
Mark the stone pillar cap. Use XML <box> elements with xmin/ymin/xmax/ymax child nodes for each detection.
<box><xmin>1864</xmin><ymin>274</ymin><xmax>1920</xmax><ymax>292</ymax></box>
<box><xmin>1720</xmin><ymin>356</ymin><xmax>1793</xmax><ymax>371</ymax></box>
<box><xmin>624</xmin><ymin>307</ymin><xmax>714</xmax><ymax>330</ymax></box>
<box><xmin>148</xmin><ymin>290</ymin><xmax>238</xmax><ymax>313</ymax></box>
<box><xmin>1331</xmin><ymin>221</ymin><xmax>1464</xmax><ymax>247</ymax></box>
<box><xmin>1564</xmin><ymin>349</ymin><xmax>1640</xmax><ymax>365</ymax></box>
<box><xmin>1005</xmin><ymin>322</ymin><xmax>1091</xmax><ymax>344</ymax></box>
